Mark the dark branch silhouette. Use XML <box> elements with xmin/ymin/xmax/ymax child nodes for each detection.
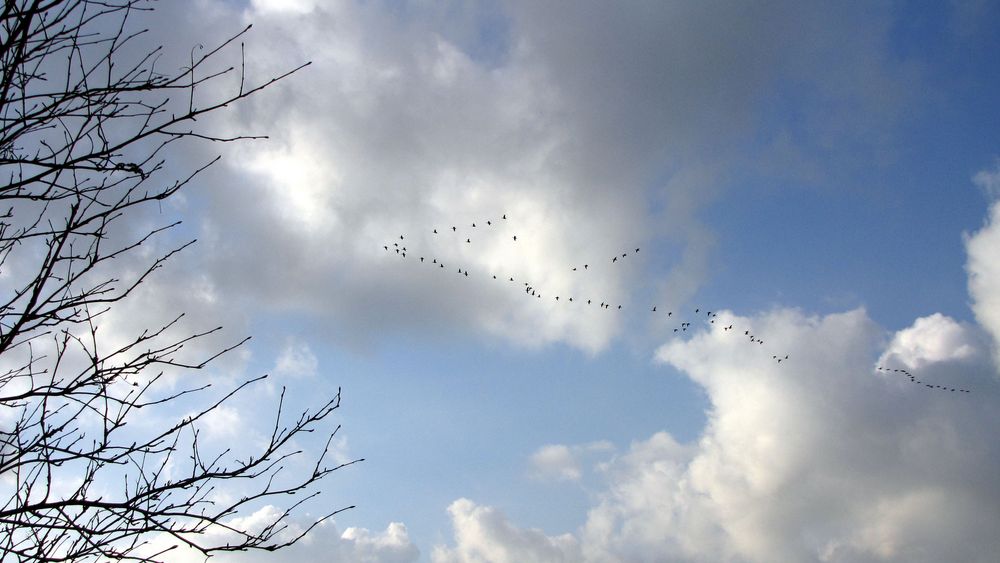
<box><xmin>0</xmin><ymin>1</ymin><xmax>352</xmax><ymax>560</ymax></box>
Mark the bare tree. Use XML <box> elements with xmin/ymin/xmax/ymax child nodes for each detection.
<box><xmin>0</xmin><ymin>1</ymin><xmax>356</xmax><ymax>560</ymax></box>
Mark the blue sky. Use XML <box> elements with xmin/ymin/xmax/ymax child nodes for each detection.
<box><xmin>99</xmin><ymin>1</ymin><xmax>1000</xmax><ymax>561</ymax></box>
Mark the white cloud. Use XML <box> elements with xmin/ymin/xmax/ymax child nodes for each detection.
<box><xmin>274</xmin><ymin>338</ymin><xmax>320</xmax><ymax>378</ymax></box>
<box><xmin>432</xmin><ymin>499</ymin><xmax>581</xmax><ymax>563</ymax></box>
<box><xmin>966</xmin><ymin>198</ymin><xmax>1000</xmax><ymax>365</ymax></box>
<box><xmin>528</xmin><ymin>441</ymin><xmax>615</xmax><ymax>483</ymax></box>
<box><xmin>341</xmin><ymin>522</ymin><xmax>421</xmax><ymax>563</ymax></box>
<box><xmin>972</xmin><ymin>158</ymin><xmax>1000</xmax><ymax>199</ymax></box>
<box><xmin>136</xmin><ymin>506</ymin><xmax>419</xmax><ymax>562</ymax></box>
<box><xmin>436</xmin><ymin>306</ymin><xmax>1000</xmax><ymax>562</ymax></box>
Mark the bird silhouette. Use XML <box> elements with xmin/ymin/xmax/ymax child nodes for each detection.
<box><xmin>513</xmin><ymin>235</ymin><xmax>517</xmax><ymax>241</ymax></box>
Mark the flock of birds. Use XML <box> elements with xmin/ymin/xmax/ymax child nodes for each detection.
<box><xmin>382</xmin><ymin>213</ymin><xmax>974</xmax><ymax>395</ymax></box>
<box><xmin>876</xmin><ymin>366</ymin><xmax>972</xmax><ymax>393</ymax></box>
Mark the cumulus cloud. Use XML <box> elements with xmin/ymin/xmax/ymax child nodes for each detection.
<box><xmin>436</xmin><ymin>305</ymin><xmax>1000</xmax><ymax>562</ymax></box>
<box><xmin>527</xmin><ymin>441</ymin><xmax>614</xmax><ymax>483</ymax></box>
<box><xmin>136</xmin><ymin>506</ymin><xmax>418</xmax><ymax>562</ymax></box>
<box><xmin>432</xmin><ymin>499</ymin><xmax>581</xmax><ymax>563</ymax></box>
<box><xmin>966</xmin><ymin>198</ymin><xmax>1000</xmax><ymax>365</ymax></box>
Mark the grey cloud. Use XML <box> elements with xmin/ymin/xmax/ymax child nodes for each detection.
<box><xmin>139</xmin><ymin>0</ymin><xmax>923</xmax><ymax>353</ymax></box>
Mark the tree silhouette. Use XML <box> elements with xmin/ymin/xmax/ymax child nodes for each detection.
<box><xmin>0</xmin><ymin>1</ymin><xmax>355</xmax><ymax>560</ymax></box>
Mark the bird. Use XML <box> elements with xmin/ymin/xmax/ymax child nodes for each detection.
<box><xmin>452</xmin><ymin>226</ymin><xmax>457</xmax><ymax>232</ymax></box>
<box><xmin>434</xmin><ymin>229</ymin><xmax>438</xmax><ymax>234</ymax></box>
<box><xmin>618</xmin><ymin>305</ymin><xmax>622</xmax><ymax>310</ymax></box>
<box><xmin>569</xmin><ymin>297</ymin><xmax>573</xmax><ymax>302</ymax></box>
<box><xmin>587</xmin><ymin>300</ymin><xmax>591</xmax><ymax>304</ymax></box>
<box><xmin>612</xmin><ymin>256</ymin><xmax>618</xmax><ymax>263</ymax></box>
<box><xmin>440</xmin><ymin>264</ymin><xmax>444</xmax><ymax>268</ymax></box>
<box><xmin>635</xmin><ymin>248</ymin><xmax>640</xmax><ymax>253</ymax></box>
<box><xmin>584</xmin><ymin>264</ymin><xmax>588</xmax><ymax>269</ymax></box>
<box><xmin>503</xmin><ymin>214</ymin><xmax>507</xmax><ymax>219</ymax></box>
<box><xmin>466</xmin><ymin>238</ymin><xmax>471</xmax><ymax>243</ymax></box>
<box><xmin>465</xmin><ymin>271</ymin><xmax>468</xmax><ymax>277</ymax></box>
<box><xmin>487</xmin><ymin>220</ymin><xmax>491</xmax><ymax>226</ymax></box>
<box><xmin>695</xmin><ymin>308</ymin><xmax>699</xmax><ymax>313</ymax></box>
<box><xmin>384</xmin><ymin>245</ymin><xmax>388</xmax><ymax>250</ymax></box>
<box><xmin>652</xmin><ymin>306</ymin><xmax>657</xmax><ymax>312</ymax></box>
<box><xmin>622</xmin><ymin>253</ymin><xmax>627</xmax><ymax>258</ymax></box>
<box><xmin>472</xmin><ymin>223</ymin><xmax>476</xmax><ymax>227</ymax></box>
<box><xmin>400</xmin><ymin>235</ymin><xmax>404</xmax><ymax>240</ymax></box>
<box><xmin>420</xmin><ymin>257</ymin><xmax>424</xmax><ymax>262</ymax></box>
<box><xmin>509</xmin><ymin>277</ymin><xmax>514</xmax><ymax>282</ymax></box>
<box><xmin>493</xmin><ymin>275</ymin><xmax>496</xmax><ymax>279</ymax></box>
<box><xmin>573</xmin><ymin>267</ymin><xmax>577</xmax><ymax>271</ymax></box>
<box><xmin>513</xmin><ymin>235</ymin><xmax>517</xmax><ymax>241</ymax></box>
<box><xmin>433</xmin><ymin>259</ymin><xmax>437</xmax><ymax>263</ymax></box>
<box><xmin>556</xmin><ymin>296</ymin><xmax>560</xmax><ymax>301</ymax></box>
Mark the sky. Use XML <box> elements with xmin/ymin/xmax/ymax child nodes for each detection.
<box><xmin>71</xmin><ymin>1</ymin><xmax>1000</xmax><ymax>561</ymax></box>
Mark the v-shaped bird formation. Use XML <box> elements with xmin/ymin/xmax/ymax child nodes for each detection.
<box><xmin>383</xmin><ymin>213</ymin><xmax>975</xmax><ymax>395</ymax></box>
